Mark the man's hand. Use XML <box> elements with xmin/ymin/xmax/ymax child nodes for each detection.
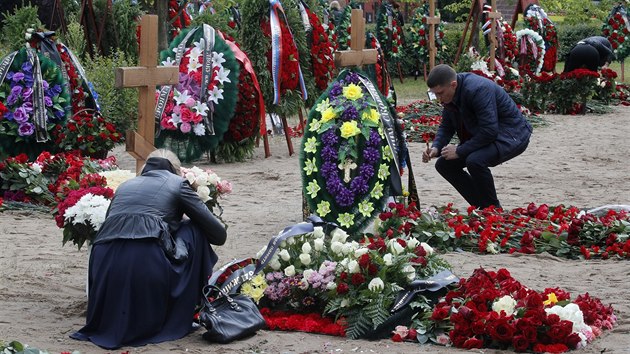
<box><xmin>422</xmin><ymin>146</ymin><xmax>439</xmax><ymax>163</ymax></box>
<box><xmin>440</xmin><ymin>144</ymin><xmax>459</xmax><ymax>160</ymax></box>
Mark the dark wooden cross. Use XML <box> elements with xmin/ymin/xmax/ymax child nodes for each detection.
<box><xmin>115</xmin><ymin>15</ymin><xmax>179</xmax><ymax>173</ymax></box>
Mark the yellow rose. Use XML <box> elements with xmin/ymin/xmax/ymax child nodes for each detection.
<box><xmin>321</xmin><ymin>107</ymin><xmax>337</xmax><ymax>122</ymax></box>
<box><xmin>340</xmin><ymin>121</ymin><xmax>361</xmax><ymax>139</ymax></box>
<box><xmin>362</xmin><ymin>108</ymin><xmax>380</xmax><ymax>124</ymax></box>
<box><xmin>343</xmin><ymin>83</ymin><xmax>363</xmax><ymax>100</ymax></box>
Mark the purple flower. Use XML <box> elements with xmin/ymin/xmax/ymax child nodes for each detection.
<box><xmin>6</xmin><ymin>86</ymin><xmax>22</xmax><ymax>105</ymax></box>
<box><xmin>54</xmin><ymin>108</ymin><xmax>66</xmax><ymax>119</ymax></box>
<box><xmin>321</xmin><ymin>129</ymin><xmax>339</xmax><ymax>145</ymax></box>
<box><xmin>321</xmin><ymin>146</ymin><xmax>338</xmax><ymax>161</ymax></box>
<box><xmin>44</xmin><ymin>96</ymin><xmax>53</xmax><ymax>107</ymax></box>
<box><xmin>42</xmin><ymin>80</ymin><xmax>49</xmax><ymax>90</ymax></box>
<box><xmin>18</xmin><ymin>122</ymin><xmax>35</xmax><ymax>136</ymax></box>
<box><xmin>350</xmin><ymin>176</ymin><xmax>369</xmax><ymax>195</ymax></box>
<box><xmin>22</xmin><ymin>101</ymin><xmax>33</xmax><ymax>113</ymax></box>
<box><xmin>22</xmin><ymin>88</ymin><xmax>33</xmax><ymax>100</ymax></box>
<box><xmin>363</xmin><ymin>147</ymin><xmax>380</xmax><ymax>164</ymax></box>
<box><xmin>359</xmin><ymin>164</ymin><xmax>375</xmax><ymax>178</ymax></box>
<box><xmin>51</xmin><ymin>84</ymin><xmax>62</xmax><ymax>96</ymax></box>
<box><xmin>21</xmin><ymin>61</ymin><xmax>33</xmax><ymax>73</ymax></box>
<box><xmin>368</xmin><ymin>130</ymin><xmax>382</xmax><ymax>146</ymax></box>
<box><xmin>13</xmin><ymin>106</ymin><xmax>29</xmax><ymax>123</ymax></box>
<box><xmin>346</xmin><ymin>72</ymin><xmax>360</xmax><ymax>84</ymax></box>
<box><xmin>11</xmin><ymin>72</ymin><xmax>25</xmax><ymax>82</ymax></box>
<box><xmin>341</xmin><ymin>105</ymin><xmax>358</xmax><ymax>121</ymax></box>
<box><xmin>336</xmin><ymin>188</ymin><xmax>354</xmax><ymax>206</ymax></box>
<box><xmin>329</xmin><ymin>82</ymin><xmax>342</xmax><ymax>97</ymax></box>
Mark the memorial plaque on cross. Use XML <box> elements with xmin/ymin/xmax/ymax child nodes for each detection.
<box><xmin>115</xmin><ymin>15</ymin><xmax>179</xmax><ymax>173</ymax></box>
<box><xmin>334</xmin><ymin>9</ymin><xmax>378</xmax><ymax>68</ymax></box>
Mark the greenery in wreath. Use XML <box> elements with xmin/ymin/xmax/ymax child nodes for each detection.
<box><xmin>0</xmin><ymin>47</ymin><xmax>70</xmax><ymax>160</ymax></box>
<box><xmin>375</xmin><ymin>1</ymin><xmax>405</xmax><ymax>63</ymax></box>
<box><xmin>156</xmin><ymin>25</ymin><xmax>240</xmax><ymax>162</ymax></box>
<box><xmin>602</xmin><ymin>4</ymin><xmax>630</xmax><ymax>61</ymax></box>
<box><xmin>192</xmin><ymin>7</ymin><xmax>264</xmax><ymax>162</ymax></box>
<box><xmin>241</xmin><ymin>0</ymin><xmax>316</xmax><ymax>117</ymax></box>
<box><xmin>302</xmin><ymin>0</ymin><xmax>335</xmax><ymax>93</ymax></box>
<box><xmin>334</xmin><ymin>2</ymin><xmax>359</xmax><ymax>51</ymax></box>
<box><xmin>300</xmin><ymin>70</ymin><xmax>400</xmax><ymax>235</ymax></box>
<box><xmin>409</xmin><ymin>3</ymin><xmax>446</xmax><ymax>66</ymax></box>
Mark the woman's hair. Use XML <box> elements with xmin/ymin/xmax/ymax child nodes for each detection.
<box><xmin>427</xmin><ymin>64</ymin><xmax>457</xmax><ymax>88</ymax></box>
<box><xmin>330</xmin><ymin>0</ymin><xmax>340</xmax><ymax>10</ymax></box>
<box><xmin>146</xmin><ymin>149</ymin><xmax>182</xmax><ymax>175</ymax></box>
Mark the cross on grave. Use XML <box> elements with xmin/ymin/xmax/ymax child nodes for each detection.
<box><xmin>338</xmin><ymin>158</ymin><xmax>357</xmax><ymax>183</ymax></box>
<box><xmin>427</xmin><ymin>0</ymin><xmax>441</xmax><ymax>70</ymax></box>
<box><xmin>334</xmin><ymin>9</ymin><xmax>378</xmax><ymax>68</ymax></box>
<box><xmin>115</xmin><ymin>15</ymin><xmax>179</xmax><ymax>173</ymax></box>
<box><xmin>487</xmin><ymin>0</ymin><xmax>502</xmax><ymax>71</ymax></box>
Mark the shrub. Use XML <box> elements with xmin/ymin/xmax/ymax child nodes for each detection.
<box><xmin>82</xmin><ymin>51</ymin><xmax>138</xmax><ymax>136</ymax></box>
<box><xmin>1</xmin><ymin>3</ymin><xmax>42</xmax><ymax>51</ymax></box>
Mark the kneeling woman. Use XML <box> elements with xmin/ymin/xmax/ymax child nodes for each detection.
<box><xmin>71</xmin><ymin>149</ymin><xmax>227</xmax><ymax>349</ymax></box>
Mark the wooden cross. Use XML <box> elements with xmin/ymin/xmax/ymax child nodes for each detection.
<box><xmin>334</xmin><ymin>9</ymin><xmax>378</xmax><ymax>67</ymax></box>
<box><xmin>338</xmin><ymin>158</ymin><xmax>357</xmax><ymax>183</ymax></box>
<box><xmin>115</xmin><ymin>15</ymin><xmax>179</xmax><ymax>173</ymax></box>
<box><xmin>427</xmin><ymin>0</ymin><xmax>441</xmax><ymax>70</ymax></box>
<box><xmin>487</xmin><ymin>0</ymin><xmax>502</xmax><ymax>71</ymax></box>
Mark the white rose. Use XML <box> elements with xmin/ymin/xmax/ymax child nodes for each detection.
<box><xmin>368</xmin><ymin>277</ymin><xmax>385</xmax><ymax>292</ymax></box>
<box><xmin>492</xmin><ymin>295</ymin><xmax>517</xmax><ymax>316</ymax></box>
<box><xmin>31</xmin><ymin>163</ymin><xmax>43</xmax><ymax>174</ymax></box>
<box><xmin>312</xmin><ymin>226</ymin><xmax>325</xmax><ymax>238</ymax></box>
<box><xmin>299</xmin><ymin>253</ymin><xmax>312</xmax><ymax>266</ymax></box>
<box><xmin>326</xmin><ymin>282</ymin><xmax>337</xmax><ymax>290</ymax></box>
<box><xmin>383</xmin><ymin>253</ymin><xmax>394</xmax><ymax>266</ymax></box>
<box><xmin>313</xmin><ymin>238</ymin><xmax>325</xmax><ymax>251</ymax></box>
<box><xmin>407</xmin><ymin>237</ymin><xmax>420</xmax><ymax>249</ymax></box>
<box><xmin>347</xmin><ymin>260</ymin><xmax>360</xmax><ymax>274</ymax></box>
<box><xmin>184</xmin><ymin>171</ymin><xmax>196</xmax><ymax>184</ymax></box>
<box><xmin>302</xmin><ymin>242</ymin><xmax>312</xmax><ymax>254</ymax></box>
<box><xmin>197</xmin><ymin>185</ymin><xmax>211</xmax><ymax>202</ymax></box>
<box><xmin>421</xmin><ymin>242</ymin><xmax>434</xmax><ymax>255</ymax></box>
<box><xmin>403</xmin><ymin>265</ymin><xmax>416</xmax><ymax>281</ymax></box>
<box><xmin>196</xmin><ymin>173</ymin><xmax>208</xmax><ymax>186</ymax></box>
<box><xmin>354</xmin><ymin>247</ymin><xmax>369</xmax><ymax>258</ymax></box>
<box><xmin>278</xmin><ymin>249</ymin><xmax>290</xmax><ymax>262</ymax></box>
<box><xmin>331</xmin><ymin>228</ymin><xmax>348</xmax><ymax>243</ymax></box>
<box><xmin>207</xmin><ymin>173</ymin><xmax>219</xmax><ymax>185</ymax></box>
<box><xmin>339</xmin><ymin>258</ymin><xmax>349</xmax><ymax>270</ymax></box>
<box><xmin>340</xmin><ymin>299</ymin><xmax>350</xmax><ymax>308</ymax></box>
<box><xmin>390</xmin><ymin>240</ymin><xmax>404</xmax><ymax>255</ymax></box>
<box><xmin>286</xmin><ymin>237</ymin><xmax>295</xmax><ymax>245</ymax></box>
<box><xmin>269</xmin><ymin>259</ymin><xmax>281</xmax><ymax>270</ymax></box>
<box><xmin>284</xmin><ymin>265</ymin><xmax>296</xmax><ymax>277</ymax></box>
<box><xmin>341</xmin><ymin>243</ymin><xmax>354</xmax><ymax>255</ymax></box>
<box><xmin>330</xmin><ymin>241</ymin><xmax>344</xmax><ymax>255</ymax></box>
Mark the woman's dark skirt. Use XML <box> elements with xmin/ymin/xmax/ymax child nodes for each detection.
<box><xmin>70</xmin><ymin>221</ymin><xmax>217</xmax><ymax>349</ymax></box>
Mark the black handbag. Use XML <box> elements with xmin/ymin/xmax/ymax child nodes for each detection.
<box><xmin>199</xmin><ymin>285</ymin><xmax>266</xmax><ymax>343</ymax></box>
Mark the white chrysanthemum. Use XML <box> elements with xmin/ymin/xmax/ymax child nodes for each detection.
<box><xmin>192</xmin><ymin>123</ymin><xmax>206</xmax><ymax>136</ymax></box>
<box><xmin>64</xmin><ymin>194</ymin><xmax>111</xmax><ymax>231</ymax></box>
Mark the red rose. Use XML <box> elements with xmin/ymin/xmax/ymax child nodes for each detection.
<box><xmin>488</xmin><ymin>318</ymin><xmax>515</xmax><ymax>342</ymax></box>
<box><xmin>337</xmin><ymin>282</ymin><xmax>349</xmax><ymax>294</ymax></box>
<box><xmin>547</xmin><ymin>320</ymin><xmax>573</xmax><ymax>341</ymax></box>
<box><xmin>391</xmin><ymin>333</ymin><xmax>403</xmax><ymax>342</ymax></box>
<box><xmin>431</xmin><ymin>306</ymin><xmax>450</xmax><ymax>321</ymax></box>
<box><xmin>462</xmin><ymin>337</ymin><xmax>483</xmax><ymax>349</ymax></box>
<box><xmin>512</xmin><ymin>335</ymin><xmax>530</xmax><ymax>352</ymax></box>
<box><xmin>358</xmin><ymin>253</ymin><xmax>370</xmax><ymax>269</ymax></box>
<box><xmin>407</xmin><ymin>328</ymin><xmax>418</xmax><ymax>340</ymax></box>
<box><xmin>351</xmin><ymin>273</ymin><xmax>365</xmax><ymax>285</ymax></box>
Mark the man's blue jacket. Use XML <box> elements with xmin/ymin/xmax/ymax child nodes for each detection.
<box><xmin>432</xmin><ymin>73</ymin><xmax>532</xmax><ymax>162</ymax></box>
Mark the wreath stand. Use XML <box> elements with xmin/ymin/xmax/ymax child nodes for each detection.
<box><xmin>454</xmin><ymin>0</ymin><xmax>503</xmax><ymax>71</ymax></box>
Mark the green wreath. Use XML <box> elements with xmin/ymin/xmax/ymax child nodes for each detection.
<box><xmin>0</xmin><ymin>48</ymin><xmax>71</xmax><ymax>159</ymax></box>
<box><xmin>375</xmin><ymin>1</ymin><xmax>405</xmax><ymax>63</ymax></box>
<box><xmin>240</xmin><ymin>0</ymin><xmax>316</xmax><ymax>117</ymax></box>
<box><xmin>409</xmin><ymin>4</ymin><xmax>446</xmax><ymax>65</ymax></box>
<box><xmin>300</xmin><ymin>69</ymin><xmax>397</xmax><ymax>236</ymax></box>
<box><xmin>155</xmin><ymin>26</ymin><xmax>240</xmax><ymax>163</ymax></box>
<box><xmin>334</xmin><ymin>1</ymin><xmax>360</xmax><ymax>51</ymax></box>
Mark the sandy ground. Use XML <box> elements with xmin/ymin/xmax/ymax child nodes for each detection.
<box><xmin>1</xmin><ymin>106</ymin><xmax>629</xmax><ymax>354</ymax></box>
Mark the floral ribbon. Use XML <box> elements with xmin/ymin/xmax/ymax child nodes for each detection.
<box><xmin>269</xmin><ymin>0</ymin><xmax>308</xmax><ymax>104</ymax></box>
<box><xmin>0</xmin><ymin>51</ymin><xmax>18</xmax><ymax>85</ymax></box>
<box><xmin>390</xmin><ymin>269</ymin><xmax>459</xmax><ymax>313</ymax></box>
<box><xmin>208</xmin><ymin>215</ymin><xmax>337</xmax><ymax>294</ymax></box>
<box><xmin>25</xmin><ymin>48</ymin><xmax>49</xmax><ymax>142</ymax></box>
<box><xmin>520</xmin><ymin>35</ymin><xmax>538</xmax><ymax>59</ymax></box>
<box><xmin>356</xmin><ymin>73</ymin><xmax>403</xmax><ymax>196</ymax></box>
<box><xmin>200</xmin><ymin>24</ymin><xmax>216</xmax><ymax>135</ymax></box>
<box><xmin>155</xmin><ymin>27</ymin><xmax>201</xmax><ymax>134</ymax></box>
<box><xmin>219</xmin><ymin>31</ymin><xmax>267</xmax><ymax>135</ymax></box>
<box><xmin>297</xmin><ymin>0</ymin><xmax>312</xmax><ymax>35</ymax></box>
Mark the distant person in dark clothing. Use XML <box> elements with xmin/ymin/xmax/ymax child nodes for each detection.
<box><xmin>330</xmin><ymin>1</ymin><xmax>343</xmax><ymax>26</ymax></box>
<box><xmin>423</xmin><ymin>65</ymin><xmax>532</xmax><ymax>209</ymax></box>
<box><xmin>564</xmin><ymin>36</ymin><xmax>615</xmax><ymax>73</ymax></box>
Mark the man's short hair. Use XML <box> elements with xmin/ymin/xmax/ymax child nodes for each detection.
<box><xmin>427</xmin><ymin>64</ymin><xmax>457</xmax><ymax>88</ymax></box>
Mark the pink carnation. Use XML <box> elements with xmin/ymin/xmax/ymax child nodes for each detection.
<box><xmin>180</xmin><ymin>122</ymin><xmax>191</xmax><ymax>133</ymax></box>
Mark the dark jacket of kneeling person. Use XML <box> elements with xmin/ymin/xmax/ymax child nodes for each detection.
<box><xmin>564</xmin><ymin>36</ymin><xmax>614</xmax><ymax>73</ymax></box>
<box><xmin>432</xmin><ymin>73</ymin><xmax>532</xmax><ymax>162</ymax></box>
